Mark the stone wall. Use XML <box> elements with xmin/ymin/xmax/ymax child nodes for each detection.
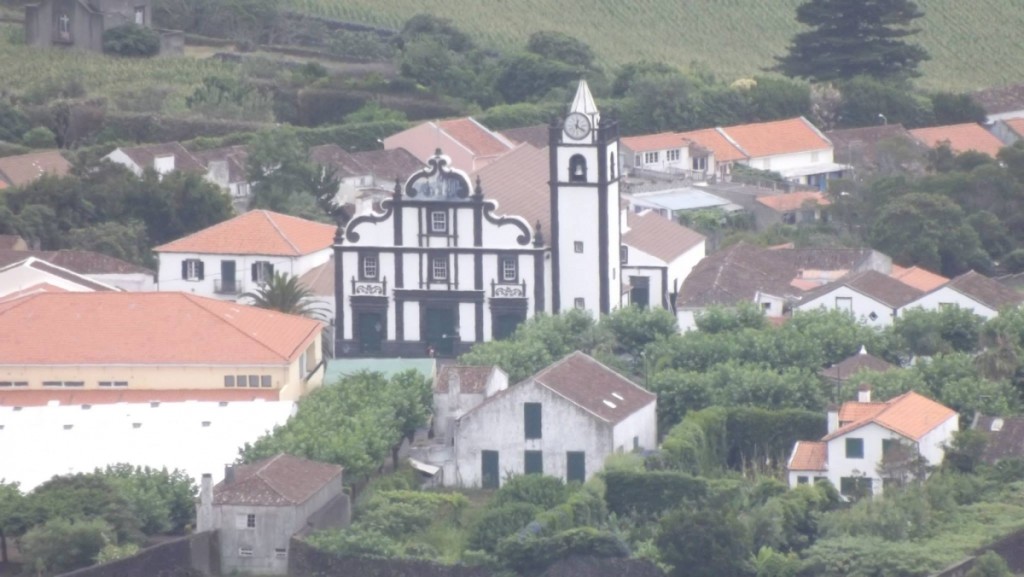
<box><xmin>56</xmin><ymin>532</ymin><xmax>217</xmax><ymax>577</ymax></box>
<box><xmin>930</xmin><ymin>527</ymin><xmax>1024</xmax><ymax>577</ymax></box>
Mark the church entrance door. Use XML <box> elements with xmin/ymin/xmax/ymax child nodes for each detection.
<box><xmin>357</xmin><ymin>312</ymin><xmax>383</xmax><ymax>354</ymax></box>
<box><xmin>424</xmin><ymin>307</ymin><xmax>456</xmax><ymax>357</ymax></box>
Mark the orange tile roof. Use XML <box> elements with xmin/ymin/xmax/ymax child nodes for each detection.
<box><xmin>0</xmin><ymin>388</ymin><xmax>279</xmax><ymax>407</ymax></box>
<box><xmin>909</xmin><ymin>123</ymin><xmax>1005</xmax><ymax>157</ymax></box>
<box><xmin>438</xmin><ymin>118</ymin><xmax>515</xmax><ymax>158</ymax></box>
<box><xmin>838</xmin><ymin>401</ymin><xmax>886</xmax><ymax>424</ymax></box>
<box><xmin>756</xmin><ymin>191</ymin><xmax>831</xmax><ymax>212</ymax></box>
<box><xmin>826</xmin><ymin>391</ymin><xmax>956</xmax><ymax>441</ymax></box>
<box><xmin>623</xmin><ymin>211</ymin><xmax>705</xmax><ymax>262</ymax></box>
<box><xmin>0</xmin><ymin>282</ymin><xmax>67</xmax><ymax>302</ymax></box>
<box><xmin>678</xmin><ymin>128</ymin><xmax>748</xmax><ymax>162</ymax></box>
<box><xmin>891</xmin><ymin>266</ymin><xmax>948</xmax><ymax>292</ymax></box>
<box><xmin>154</xmin><ymin>210</ymin><xmax>336</xmax><ymax>256</ymax></box>
<box><xmin>789</xmin><ymin>441</ymin><xmax>827</xmax><ymax>471</ymax></box>
<box><xmin>0</xmin><ymin>150</ymin><xmax>72</xmax><ymax>187</ymax></box>
<box><xmin>621</xmin><ymin>132</ymin><xmax>692</xmax><ymax>153</ymax></box>
<box><xmin>0</xmin><ymin>292</ymin><xmax>321</xmax><ymax>365</ymax></box>
<box><xmin>721</xmin><ymin>117</ymin><xmax>831</xmax><ymax>158</ymax></box>
<box><xmin>473</xmin><ymin>144</ymin><xmax>551</xmax><ymax>237</ymax></box>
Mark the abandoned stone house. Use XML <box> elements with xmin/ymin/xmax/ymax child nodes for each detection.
<box><xmin>24</xmin><ymin>0</ymin><xmax>183</xmax><ymax>54</ymax></box>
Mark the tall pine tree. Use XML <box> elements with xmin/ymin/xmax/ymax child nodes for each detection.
<box><xmin>775</xmin><ymin>0</ymin><xmax>929</xmax><ymax>83</ymax></box>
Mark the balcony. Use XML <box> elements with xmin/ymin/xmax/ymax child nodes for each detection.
<box><xmin>215</xmin><ymin>279</ymin><xmax>243</xmax><ymax>295</ymax></box>
<box><xmin>351</xmin><ymin>277</ymin><xmax>387</xmax><ymax>296</ymax></box>
<box><xmin>491</xmin><ymin>279</ymin><xmax>527</xmax><ymax>299</ymax></box>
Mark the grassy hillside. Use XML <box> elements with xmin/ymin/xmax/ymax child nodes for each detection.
<box><xmin>287</xmin><ymin>0</ymin><xmax>1024</xmax><ymax>92</ymax></box>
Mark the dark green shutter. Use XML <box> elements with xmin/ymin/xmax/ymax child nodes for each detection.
<box><xmin>567</xmin><ymin>451</ymin><xmax>585</xmax><ymax>483</ymax></box>
<box><xmin>524</xmin><ymin>402</ymin><xmax>542</xmax><ymax>439</ymax></box>
<box><xmin>196</xmin><ymin>261</ymin><xmax>204</xmax><ymax>280</ymax></box>
<box><xmin>181</xmin><ymin>260</ymin><xmax>187</xmax><ymax>279</ymax></box>
<box><xmin>524</xmin><ymin>450</ymin><xmax>543</xmax><ymax>475</ymax></box>
<box><xmin>481</xmin><ymin>450</ymin><xmax>499</xmax><ymax>489</ymax></box>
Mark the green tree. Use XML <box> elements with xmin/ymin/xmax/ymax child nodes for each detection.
<box><xmin>98</xmin><ymin>465</ymin><xmax>196</xmax><ymax>535</ymax></box>
<box><xmin>836</xmin><ymin>76</ymin><xmax>933</xmax><ymax>128</ymax></box>
<box><xmin>495</xmin><ymin>52</ymin><xmax>577</xmax><ymax>104</ymax></box>
<box><xmin>775</xmin><ymin>0</ymin><xmax>929</xmax><ymax>82</ymax></box>
<box><xmin>602</xmin><ymin>306</ymin><xmax>678</xmax><ymax>359</ymax></box>
<box><xmin>931</xmin><ymin>92</ymin><xmax>987</xmax><ymax>125</ymax></box>
<box><xmin>657</xmin><ymin>505</ymin><xmax>751</xmax><ymax>577</ymax></box>
<box><xmin>68</xmin><ymin>220</ymin><xmax>150</xmax><ymax>266</ymax></box>
<box><xmin>967</xmin><ymin>551</ymin><xmax>1013</xmax><ymax>577</ymax></box>
<box><xmin>0</xmin><ymin>481</ymin><xmax>25</xmax><ymax>564</ymax></box>
<box><xmin>102</xmin><ymin>24</ymin><xmax>160</xmax><ymax>57</ymax></box>
<box><xmin>19</xmin><ymin>517</ymin><xmax>112</xmax><ymax>575</ymax></box>
<box><xmin>25</xmin><ymin>473</ymin><xmax>143</xmax><ymax>545</ymax></box>
<box><xmin>21</xmin><ymin>126</ymin><xmax>56</xmax><ymax>148</ymax></box>
<box><xmin>526</xmin><ymin>30</ymin><xmax>595</xmax><ymax>69</ymax></box>
<box><xmin>241</xmin><ymin>271</ymin><xmax>327</xmax><ymax>319</ymax></box>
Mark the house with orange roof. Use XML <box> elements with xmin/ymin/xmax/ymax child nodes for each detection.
<box><xmin>890</xmin><ymin>265</ymin><xmax>948</xmax><ymax>292</ymax></box>
<box><xmin>719</xmin><ymin>117</ymin><xmax>849</xmax><ymax>190</ymax></box>
<box><xmin>620</xmin><ymin>132</ymin><xmax>713</xmax><ymax>180</ymax></box>
<box><xmin>787</xmin><ymin>386</ymin><xmax>958</xmax><ymax>497</ymax></box>
<box><xmin>154</xmin><ymin>210</ymin><xmax>335</xmax><ymax>300</ymax></box>
<box><xmin>753</xmin><ymin>191</ymin><xmax>831</xmax><ymax>227</ymax></box>
<box><xmin>0</xmin><ymin>291</ymin><xmax>324</xmax><ymax>400</ymax></box>
<box><xmin>621</xmin><ymin>211</ymin><xmax>706</xmax><ymax>309</ymax></box>
<box><xmin>898</xmin><ymin>270</ymin><xmax>1024</xmax><ymax>320</ymax></box>
<box><xmin>991</xmin><ymin>117</ymin><xmax>1024</xmax><ymax>147</ymax></box>
<box><xmin>0</xmin><ymin>150</ymin><xmax>72</xmax><ymax>187</ymax></box>
<box><xmin>383</xmin><ymin>117</ymin><xmax>516</xmax><ymax>172</ymax></box>
<box><xmin>909</xmin><ymin>123</ymin><xmax>1005</xmax><ymax>158</ymax></box>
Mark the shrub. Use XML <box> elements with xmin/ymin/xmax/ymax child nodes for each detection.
<box><xmin>603</xmin><ymin>470</ymin><xmax>707</xmax><ymax>516</ymax></box>
<box><xmin>495</xmin><ymin>526</ymin><xmax>629</xmax><ymax>575</ymax></box>
<box><xmin>468</xmin><ymin>503</ymin><xmax>539</xmax><ymax>553</ymax></box>
<box><xmin>103</xmin><ymin>24</ymin><xmax>160</xmax><ymax>57</ymax></box>
<box><xmin>21</xmin><ymin>126</ymin><xmax>55</xmax><ymax>148</ymax></box>
<box><xmin>492</xmin><ymin>475</ymin><xmax>569</xmax><ymax>511</ymax></box>
<box><xmin>20</xmin><ymin>518</ymin><xmax>112</xmax><ymax>574</ymax></box>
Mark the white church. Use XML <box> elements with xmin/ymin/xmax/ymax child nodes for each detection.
<box><xmin>333</xmin><ymin>81</ymin><xmax>704</xmax><ymax>357</ymax></box>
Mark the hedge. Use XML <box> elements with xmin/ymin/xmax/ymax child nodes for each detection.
<box><xmin>603</xmin><ymin>470</ymin><xmax>707</xmax><ymax>516</ymax></box>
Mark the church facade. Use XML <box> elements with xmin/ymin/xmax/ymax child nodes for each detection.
<box><xmin>333</xmin><ymin>81</ymin><xmax>623</xmax><ymax>357</ymax></box>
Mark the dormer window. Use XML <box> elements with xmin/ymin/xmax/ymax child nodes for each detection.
<box><xmin>569</xmin><ymin>155</ymin><xmax>587</xmax><ymax>183</ymax></box>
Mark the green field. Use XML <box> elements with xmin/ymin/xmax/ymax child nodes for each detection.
<box><xmin>287</xmin><ymin>0</ymin><xmax>1024</xmax><ymax>92</ymax></box>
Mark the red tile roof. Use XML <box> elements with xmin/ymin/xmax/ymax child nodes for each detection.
<box><xmin>621</xmin><ymin>132</ymin><xmax>692</xmax><ymax>153</ymax></box>
<box><xmin>819</xmin><ymin>348</ymin><xmax>896</xmax><ymax>382</ymax></box>
<box><xmin>0</xmin><ymin>150</ymin><xmax>72</xmax><ymax>187</ymax></box>
<box><xmin>0</xmin><ymin>388</ymin><xmax>279</xmax><ymax>407</ymax></box>
<box><xmin>298</xmin><ymin>256</ymin><xmax>333</xmax><ymax>297</ymax></box>
<box><xmin>500</xmin><ymin>124</ymin><xmax>550</xmax><ymax>148</ymax></box>
<box><xmin>909</xmin><ymin>123</ymin><xmax>1005</xmax><ymax>157</ymax></box>
<box><xmin>678</xmin><ymin>128</ymin><xmax>748</xmax><ymax>162</ymax></box>
<box><xmin>532</xmin><ymin>352</ymin><xmax>656</xmax><ymax>424</ymax></box>
<box><xmin>434</xmin><ymin>365</ymin><xmax>497</xmax><ymax>394</ymax></box>
<box><xmin>890</xmin><ymin>265</ymin><xmax>948</xmax><ymax>292</ymax></box>
<box><xmin>1004</xmin><ymin>118</ymin><xmax>1024</xmax><ymax>139</ymax></box>
<box><xmin>438</xmin><ymin>118</ymin><xmax>515</xmax><ymax>158</ymax></box>
<box><xmin>721</xmin><ymin>117</ymin><xmax>831</xmax><ymax>158</ymax></box>
<box><xmin>943</xmin><ymin>270</ymin><xmax>1024</xmax><ymax>310</ymax></box>
<box><xmin>214</xmin><ymin>453</ymin><xmax>342</xmax><ymax>506</ymax></box>
<box><xmin>113</xmin><ymin>142</ymin><xmax>207</xmax><ymax>174</ymax></box>
<box><xmin>825</xmin><ymin>391</ymin><xmax>956</xmax><ymax>441</ymax></box>
<box><xmin>473</xmin><ymin>144</ymin><xmax>551</xmax><ymax>238</ymax></box>
<box><xmin>756</xmin><ymin>191</ymin><xmax>831</xmax><ymax>212</ymax></box>
<box><xmin>623</xmin><ymin>211</ymin><xmax>705</xmax><ymax>263</ymax></box>
<box><xmin>154</xmin><ymin>210</ymin><xmax>336</xmax><ymax>256</ymax></box>
<box><xmin>0</xmin><ymin>292</ymin><xmax>321</xmax><ymax>364</ymax></box>
<box><xmin>788</xmin><ymin>441</ymin><xmax>827</xmax><ymax>471</ymax></box>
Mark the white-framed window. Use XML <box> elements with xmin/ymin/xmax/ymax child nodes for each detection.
<box><xmin>224</xmin><ymin>375</ymin><xmax>235</xmax><ymax>388</ymax></box>
<box><xmin>666</xmin><ymin>149</ymin><xmax>680</xmax><ymax>162</ymax></box>
<box><xmin>252</xmin><ymin>261</ymin><xmax>274</xmax><ymax>284</ymax></box>
<box><xmin>134</xmin><ymin>6</ymin><xmax>145</xmax><ymax>25</ymax></box>
<box><xmin>634</xmin><ymin>154</ymin><xmax>641</xmax><ymax>166</ymax></box>
<box><xmin>275</xmin><ymin>548</ymin><xmax>287</xmax><ymax>559</ymax></box>
<box><xmin>574</xmin><ymin>241</ymin><xmax>584</xmax><ymax>253</ymax></box>
<box><xmin>431</xmin><ymin>256</ymin><xmax>448</xmax><ymax>281</ymax></box>
<box><xmin>501</xmin><ymin>257</ymin><xmax>517</xmax><ymax>282</ymax></box>
<box><xmin>239</xmin><ymin>547</ymin><xmax>253</xmax><ymax>558</ymax></box>
<box><xmin>183</xmin><ymin>259</ymin><xmax>203</xmax><ymax>281</ymax></box>
<box><xmin>692</xmin><ymin>156</ymin><xmax>707</xmax><ymax>171</ymax></box>
<box><xmin>835</xmin><ymin>296</ymin><xmax>853</xmax><ymax>312</ymax></box>
<box><xmin>361</xmin><ymin>253</ymin><xmax>379</xmax><ymax>280</ymax></box>
<box><xmin>99</xmin><ymin>381</ymin><xmax>128</xmax><ymax>387</ymax></box>
<box><xmin>620</xmin><ymin>245</ymin><xmax>628</xmax><ymax>264</ymax></box>
<box><xmin>247</xmin><ymin>513</ymin><xmax>256</xmax><ymax>528</ymax></box>
<box><xmin>261</xmin><ymin>375</ymin><xmax>272</xmax><ymax>388</ymax></box>
<box><xmin>430</xmin><ymin>210</ymin><xmax>448</xmax><ymax>234</ymax></box>
<box><xmin>236</xmin><ymin>513</ymin><xmax>255</xmax><ymax>529</ymax></box>
<box><xmin>574</xmin><ymin>298</ymin><xmax>585</xmax><ymax>310</ymax></box>
<box><xmin>644</xmin><ymin>151</ymin><xmax>659</xmax><ymax>164</ymax></box>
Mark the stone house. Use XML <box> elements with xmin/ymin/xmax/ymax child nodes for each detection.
<box><xmin>24</xmin><ymin>0</ymin><xmax>183</xmax><ymax>54</ymax></box>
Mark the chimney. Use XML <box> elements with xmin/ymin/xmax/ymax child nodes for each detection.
<box><xmin>224</xmin><ymin>464</ymin><xmax>235</xmax><ymax>485</ymax></box>
<box><xmin>197</xmin><ymin>473</ymin><xmax>214</xmax><ymax>531</ymax></box>
<box><xmin>827</xmin><ymin>404</ymin><xmax>839</xmax><ymax>434</ymax></box>
<box><xmin>857</xmin><ymin>383</ymin><xmax>872</xmax><ymax>404</ymax></box>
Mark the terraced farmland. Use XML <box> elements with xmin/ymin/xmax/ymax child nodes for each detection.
<box><xmin>287</xmin><ymin>0</ymin><xmax>1024</xmax><ymax>91</ymax></box>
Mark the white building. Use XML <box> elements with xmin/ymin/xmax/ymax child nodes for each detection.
<box><xmin>621</xmin><ymin>211</ymin><xmax>705</xmax><ymax>309</ymax></box>
<box><xmin>620</xmin><ymin>132</ymin><xmax>713</xmax><ymax>179</ymax></box>
<box><xmin>193</xmin><ymin>145</ymin><xmax>252</xmax><ymax>201</ymax></box>
<box><xmin>787</xmin><ymin>387</ymin><xmax>958</xmax><ymax>497</ymax></box>
<box><xmin>431</xmin><ymin>365</ymin><xmax>509</xmax><ymax>443</ymax></box>
<box><xmin>154</xmin><ymin>210</ymin><xmax>335</xmax><ymax>300</ymax></box>
<box><xmin>796</xmin><ymin>270</ymin><xmax>924</xmax><ymax>328</ymax></box>
<box><xmin>309</xmin><ymin>145</ymin><xmax>425</xmax><ymax>212</ymax></box>
<box><xmin>899</xmin><ymin>270</ymin><xmax>1023</xmax><ymax>320</ymax></box>
<box><xmin>104</xmin><ymin>142</ymin><xmax>207</xmax><ymax>179</ymax></box>
<box><xmin>0</xmin><ymin>256</ymin><xmax>121</xmax><ymax>299</ymax></box>
<box><xmin>336</xmin><ymin>81</ymin><xmax>627</xmax><ymax>357</ymax></box>
<box><xmin>419</xmin><ymin>352</ymin><xmax>656</xmax><ymax>488</ymax></box>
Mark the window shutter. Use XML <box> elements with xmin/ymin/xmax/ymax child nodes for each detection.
<box><xmin>524</xmin><ymin>403</ymin><xmax>542</xmax><ymax>439</ymax></box>
<box><xmin>181</xmin><ymin>260</ymin><xmax>188</xmax><ymax>279</ymax></box>
<box><xmin>197</xmin><ymin>261</ymin><xmax>204</xmax><ymax>280</ymax></box>
<box><xmin>251</xmin><ymin>263</ymin><xmax>258</xmax><ymax>282</ymax></box>
<box><xmin>267</xmin><ymin>263</ymin><xmax>275</xmax><ymax>278</ymax></box>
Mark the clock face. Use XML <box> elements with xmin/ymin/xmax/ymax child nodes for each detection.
<box><xmin>563</xmin><ymin>112</ymin><xmax>591</xmax><ymax>140</ymax></box>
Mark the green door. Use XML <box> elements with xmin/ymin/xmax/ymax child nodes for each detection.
<box><xmin>493</xmin><ymin>313</ymin><xmax>523</xmax><ymax>340</ymax></box>
<box><xmin>629</xmin><ymin>276</ymin><xmax>650</xmax><ymax>309</ymax></box>
<box><xmin>567</xmin><ymin>451</ymin><xmax>586</xmax><ymax>483</ymax></box>
<box><xmin>424</xmin><ymin>307</ymin><xmax>456</xmax><ymax>356</ymax></box>
<box><xmin>357</xmin><ymin>312</ymin><xmax>383</xmax><ymax>354</ymax></box>
<box><xmin>481</xmin><ymin>450</ymin><xmax>499</xmax><ymax>489</ymax></box>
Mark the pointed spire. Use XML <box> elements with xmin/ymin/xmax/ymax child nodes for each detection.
<box><xmin>570</xmin><ymin>79</ymin><xmax>599</xmax><ymax>117</ymax></box>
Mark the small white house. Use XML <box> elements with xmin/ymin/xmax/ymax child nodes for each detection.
<box><xmin>621</xmin><ymin>211</ymin><xmax>706</xmax><ymax>309</ymax></box>
<box><xmin>796</xmin><ymin>270</ymin><xmax>924</xmax><ymax>327</ymax></box>
<box><xmin>153</xmin><ymin>210</ymin><xmax>335</xmax><ymax>300</ymax></box>
<box><xmin>899</xmin><ymin>270</ymin><xmax>1023</xmax><ymax>320</ymax></box>
<box><xmin>620</xmin><ymin>132</ymin><xmax>713</xmax><ymax>179</ymax></box>
<box><xmin>721</xmin><ymin>117</ymin><xmax>849</xmax><ymax>190</ymax></box>
<box><xmin>448</xmin><ymin>352</ymin><xmax>657</xmax><ymax>488</ymax></box>
<box><xmin>104</xmin><ymin>142</ymin><xmax>207</xmax><ymax>179</ymax></box>
<box><xmin>0</xmin><ymin>256</ymin><xmax>120</xmax><ymax>299</ymax></box>
<box><xmin>787</xmin><ymin>387</ymin><xmax>958</xmax><ymax>497</ymax></box>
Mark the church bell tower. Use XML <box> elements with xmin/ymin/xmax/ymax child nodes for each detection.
<box><xmin>549</xmin><ymin>80</ymin><xmax>622</xmax><ymax>316</ymax></box>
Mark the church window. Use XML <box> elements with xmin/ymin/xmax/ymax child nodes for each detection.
<box><xmin>574</xmin><ymin>298</ymin><xmax>585</xmax><ymax>310</ymax></box>
<box><xmin>644</xmin><ymin>152</ymin><xmax>659</xmax><ymax>164</ymax></box>
<box><xmin>183</xmin><ymin>259</ymin><xmax>204</xmax><ymax>281</ymax></box>
<box><xmin>431</xmin><ymin>256</ymin><xmax>448</xmax><ymax>281</ymax></box>
<box><xmin>430</xmin><ymin>210</ymin><xmax>448</xmax><ymax>234</ymax></box>
<box><xmin>569</xmin><ymin>155</ymin><xmax>587</xmax><ymax>182</ymax></box>
<box><xmin>666</xmin><ymin>149</ymin><xmax>680</xmax><ymax>162</ymax></box>
<box><xmin>58</xmin><ymin>13</ymin><xmax>71</xmax><ymax>40</ymax></box>
<box><xmin>501</xmin><ymin>257</ymin><xmax>518</xmax><ymax>282</ymax></box>
<box><xmin>134</xmin><ymin>6</ymin><xmax>145</xmax><ymax>25</ymax></box>
<box><xmin>360</xmin><ymin>253</ymin><xmax>379</xmax><ymax>280</ymax></box>
<box><xmin>574</xmin><ymin>241</ymin><xmax>584</xmax><ymax>253</ymax></box>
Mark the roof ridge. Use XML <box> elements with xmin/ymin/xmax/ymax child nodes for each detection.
<box><xmin>261</xmin><ymin>211</ymin><xmax>302</xmax><ymax>255</ymax></box>
<box><xmin>715</xmin><ymin>127</ymin><xmax>749</xmax><ymax>158</ymax></box>
<box><xmin>182</xmin><ymin>294</ymin><xmax>295</xmax><ymax>362</ymax></box>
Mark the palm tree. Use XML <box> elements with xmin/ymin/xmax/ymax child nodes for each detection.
<box><xmin>241</xmin><ymin>272</ymin><xmax>327</xmax><ymax>320</ymax></box>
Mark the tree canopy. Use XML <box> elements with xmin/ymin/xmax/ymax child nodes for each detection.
<box><xmin>775</xmin><ymin>0</ymin><xmax>930</xmax><ymax>82</ymax></box>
